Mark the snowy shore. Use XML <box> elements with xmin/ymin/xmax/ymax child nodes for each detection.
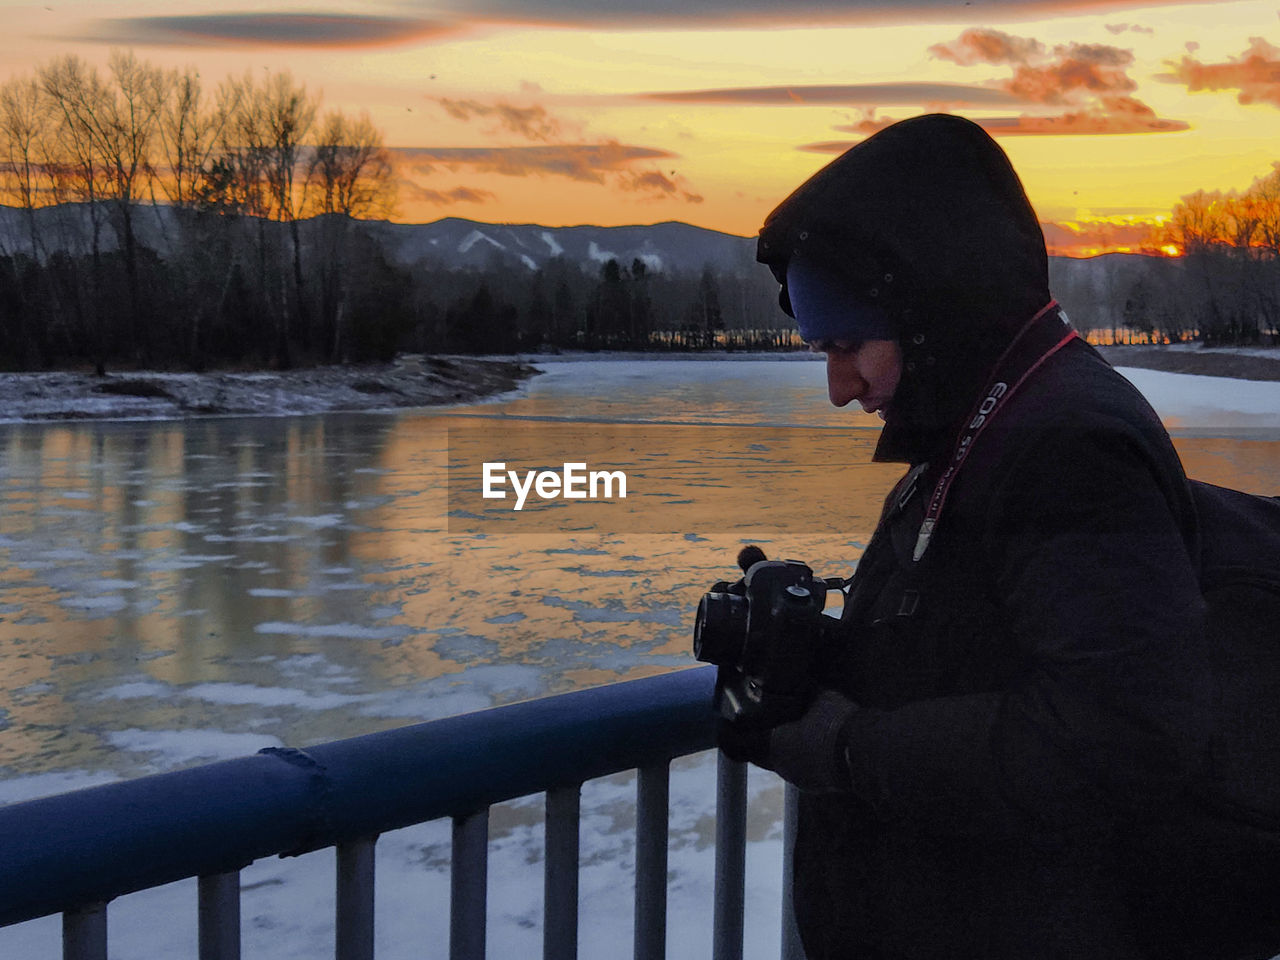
<box><xmin>1095</xmin><ymin>343</ymin><xmax>1280</xmax><ymax>382</ymax></box>
<box><xmin>0</xmin><ymin>354</ymin><xmax>539</xmax><ymax>423</ymax></box>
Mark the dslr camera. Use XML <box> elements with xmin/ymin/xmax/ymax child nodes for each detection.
<box><xmin>693</xmin><ymin>546</ymin><xmax>845</xmax><ymax>727</ymax></box>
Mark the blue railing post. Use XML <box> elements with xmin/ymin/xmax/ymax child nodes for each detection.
<box><xmin>62</xmin><ymin>901</ymin><xmax>107</xmax><ymax>960</ymax></box>
<box><xmin>713</xmin><ymin>753</ymin><xmax>747</xmax><ymax>960</ymax></box>
<box><xmin>198</xmin><ymin>871</ymin><xmax>241</xmax><ymax>960</ymax></box>
<box><xmin>634</xmin><ymin>763</ymin><xmax>670</xmax><ymax>960</ymax></box>
<box><xmin>451</xmin><ymin>809</ymin><xmax>489</xmax><ymax>960</ymax></box>
<box><xmin>544</xmin><ymin>784</ymin><xmax>581</xmax><ymax>960</ymax></box>
<box><xmin>336</xmin><ymin>838</ymin><xmax>376</xmax><ymax>960</ymax></box>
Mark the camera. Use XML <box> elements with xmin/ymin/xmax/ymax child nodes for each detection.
<box><xmin>693</xmin><ymin>546</ymin><xmax>844</xmax><ymax>726</ymax></box>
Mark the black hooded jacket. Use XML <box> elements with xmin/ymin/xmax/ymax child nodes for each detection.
<box><xmin>757</xmin><ymin>116</ymin><xmax>1217</xmax><ymax>959</ymax></box>
<box><xmin>758</xmin><ymin>113</ymin><xmax>1051</xmax><ymax>464</ymax></box>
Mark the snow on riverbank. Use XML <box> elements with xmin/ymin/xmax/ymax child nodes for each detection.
<box><xmin>0</xmin><ymin>355</ymin><xmax>538</xmax><ymax>422</ymax></box>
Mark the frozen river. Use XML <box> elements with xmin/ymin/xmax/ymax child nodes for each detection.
<box><xmin>1</xmin><ymin>357</ymin><xmax>1278</xmax><ymax>958</ymax></box>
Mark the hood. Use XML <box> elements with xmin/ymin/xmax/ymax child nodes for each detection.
<box><xmin>756</xmin><ymin>113</ymin><xmax>1050</xmax><ymax>463</ymax></box>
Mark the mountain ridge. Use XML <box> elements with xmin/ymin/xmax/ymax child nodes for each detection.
<box><xmin>0</xmin><ymin>202</ymin><xmax>1159</xmax><ymax>279</ymax></box>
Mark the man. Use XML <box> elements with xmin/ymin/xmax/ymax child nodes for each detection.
<box><xmin>732</xmin><ymin>113</ymin><xmax>1220</xmax><ymax>958</ymax></box>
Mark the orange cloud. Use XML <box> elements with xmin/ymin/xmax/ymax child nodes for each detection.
<box><xmin>433</xmin><ymin>98</ymin><xmax>568</xmax><ymax>142</ymax></box>
<box><xmin>1160</xmin><ymin>37</ymin><xmax>1280</xmax><ymax>108</ymax></box>
<box><xmin>1005</xmin><ymin>45</ymin><xmax>1137</xmax><ymax>106</ymax></box>
<box><xmin>928</xmin><ymin>27</ymin><xmax>1045</xmax><ymax>66</ymax></box>
<box><xmin>931</xmin><ymin>30</ymin><xmax>1138</xmax><ymax>105</ymax></box>
<box><xmin>910</xmin><ymin>28</ymin><xmax>1185</xmax><ymax>139</ymax></box>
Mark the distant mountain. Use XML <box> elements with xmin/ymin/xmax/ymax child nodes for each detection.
<box><xmin>0</xmin><ymin>203</ymin><xmax>759</xmax><ymax>276</ymax></box>
<box><xmin>1</xmin><ymin>203</ymin><xmax>1171</xmax><ymax>293</ymax></box>
<box><xmin>359</xmin><ymin>217</ymin><xmax>758</xmax><ymax>275</ymax></box>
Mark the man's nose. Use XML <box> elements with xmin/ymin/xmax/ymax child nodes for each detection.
<box><xmin>826</xmin><ymin>353</ymin><xmax>864</xmax><ymax>408</ymax></box>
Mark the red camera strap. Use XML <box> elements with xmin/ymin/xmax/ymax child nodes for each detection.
<box><xmin>912</xmin><ymin>300</ymin><xmax>1078</xmax><ymax>562</ymax></box>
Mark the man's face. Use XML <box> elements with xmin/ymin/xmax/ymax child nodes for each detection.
<box><xmin>810</xmin><ymin>339</ymin><xmax>903</xmax><ymax>417</ymax></box>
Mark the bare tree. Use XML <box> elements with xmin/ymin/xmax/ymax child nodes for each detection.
<box><xmin>152</xmin><ymin>65</ymin><xmax>241</xmax><ymax>211</ymax></box>
<box><xmin>304</xmin><ymin>108</ymin><xmax>396</xmax><ymax>359</ymax></box>
<box><xmin>261</xmin><ymin>71</ymin><xmax>316</xmax><ymax>365</ymax></box>
<box><xmin>1245</xmin><ymin>164</ymin><xmax>1280</xmax><ymax>336</ymax></box>
<box><xmin>0</xmin><ymin>76</ymin><xmax>50</xmax><ymax>255</ymax></box>
<box><xmin>38</xmin><ymin>55</ymin><xmax>114</xmax><ymax>370</ymax></box>
<box><xmin>0</xmin><ymin>75</ymin><xmax>45</xmax><ymax>364</ymax></box>
<box><xmin>39</xmin><ymin>52</ymin><xmax>164</xmax><ymax>362</ymax></box>
<box><xmin>212</xmin><ymin>70</ymin><xmax>315</xmax><ymax>365</ymax></box>
<box><xmin>305</xmin><ymin>109</ymin><xmax>395</xmax><ymax>219</ymax></box>
<box><xmin>1249</xmin><ymin>164</ymin><xmax>1280</xmax><ymax>255</ymax></box>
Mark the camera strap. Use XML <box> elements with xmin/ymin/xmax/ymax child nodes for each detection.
<box><xmin>912</xmin><ymin>300</ymin><xmax>1078</xmax><ymax>562</ymax></box>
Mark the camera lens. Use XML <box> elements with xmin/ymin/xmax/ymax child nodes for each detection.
<box><xmin>693</xmin><ymin>591</ymin><xmax>748</xmax><ymax>665</ymax></box>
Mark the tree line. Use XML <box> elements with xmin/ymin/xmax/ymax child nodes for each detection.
<box><xmin>0</xmin><ymin>50</ymin><xmax>796</xmax><ymax>371</ymax></box>
<box><xmin>1053</xmin><ymin>163</ymin><xmax>1280</xmax><ymax>348</ymax></box>
<box><xmin>417</xmin><ymin>252</ymin><xmax>796</xmax><ymax>355</ymax></box>
<box><xmin>0</xmin><ymin>51</ymin><xmax>399</xmax><ymax>371</ymax></box>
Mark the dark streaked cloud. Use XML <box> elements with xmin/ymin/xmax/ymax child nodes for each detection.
<box><xmin>616</xmin><ymin>170</ymin><xmax>705</xmax><ymax>204</ymax></box>
<box><xmin>981</xmin><ymin>101</ymin><xmax>1187</xmax><ymax>132</ymax></box>
<box><xmin>433</xmin><ymin>98</ymin><xmax>567</xmax><ymax>142</ymax></box>
<box><xmin>638</xmin><ymin>82</ymin><xmax>1028</xmax><ymax>107</ymax></box>
<box><xmin>390</xmin><ymin>143</ymin><xmax>701</xmax><ymax>202</ymax></box>
<box><xmin>1159</xmin><ymin>37</ymin><xmax>1280</xmax><ymax>109</ymax></box>
<box><xmin>421</xmin><ymin>0</ymin><xmax>1216</xmax><ymax>29</ymax></box>
<box><xmin>400</xmin><ymin>183</ymin><xmax>498</xmax><ymax>206</ymax></box>
<box><xmin>811</xmin><ymin>101</ymin><xmax>1188</xmax><ymax>145</ymax></box>
<box><xmin>66</xmin><ymin>1</ymin><xmax>1226</xmax><ymax>45</ymax></box>
<box><xmin>1104</xmin><ymin>22</ymin><xmax>1154</xmax><ymax>35</ymax></box>
<box><xmin>394</xmin><ymin>144</ymin><xmax>675</xmax><ymax>183</ymax></box>
<box><xmin>79</xmin><ymin>14</ymin><xmax>453</xmax><ymax>48</ymax></box>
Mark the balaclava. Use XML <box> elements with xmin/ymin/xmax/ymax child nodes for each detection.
<box><xmin>785</xmin><ymin>252</ymin><xmax>895</xmax><ymax>345</ymax></box>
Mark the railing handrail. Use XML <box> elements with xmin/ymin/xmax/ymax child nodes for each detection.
<box><xmin>0</xmin><ymin>665</ymin><xmax>719</xmax><ymax>929</ymax></box>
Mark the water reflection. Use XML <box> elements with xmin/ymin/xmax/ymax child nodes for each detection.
<box><xmin>0</xmin><ymin>360</ymin><xmax>1276</xmax><ymax>792</ymax></box>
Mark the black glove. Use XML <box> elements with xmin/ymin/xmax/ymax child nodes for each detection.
<box><xmin>717</xmin><ymin>689</ymin><xmax>860</xmax><ymax>794</ymax></box>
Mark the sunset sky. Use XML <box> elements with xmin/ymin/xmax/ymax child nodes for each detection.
<box><xmin>4</xmin><ymin>0</ymin><xmax>1280</xmax><ymax>252</ymax></box>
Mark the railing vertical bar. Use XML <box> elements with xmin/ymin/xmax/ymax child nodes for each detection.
<box><xmin>780</xmin><ymin>783</ymin><xmax>804</xmax><ymax>960</ymax></box>
<box><xmin>544</xmin><ymin>784</ymin><xmax>581</xmax><ymax>960</ymax></box>
<box><xmin>198</xmin><ymin>871</ymin><xmax>241</xmax><ymax>960</ymax></box>
<box><xmin>62</xmin><ymin>901</ymin><xmax>107</xmax><ymax>960</ymax></box>
<box><xmin>336</xmin><ymin>838</ymin><xmax>377</xmax><ymax>960</ymax></box>
<box><xmin>451</xmin><ymin>808</ymin><xmax>490</xmax><ymax>960</ymax></box>
<box><xmin>634</xmin><ymin>762</ymin><xmax>670</xmax><ymax>960</ymax></box>
<box><xmin>712</xmin><ymin>753</ymin><xmax>747</xmax><ymax>960</ymax></box>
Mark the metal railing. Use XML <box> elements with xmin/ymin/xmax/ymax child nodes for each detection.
<box><xmin>0</xmin><ymin>665</ymin><xmax>803</xmax><ymax>960</ymax></box>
